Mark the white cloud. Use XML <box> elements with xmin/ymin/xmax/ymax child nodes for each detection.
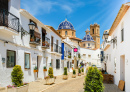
<box><xmin>21</xmin><ymin>0</ymin><xmax>84</xmax><ymax>16</ymax></box>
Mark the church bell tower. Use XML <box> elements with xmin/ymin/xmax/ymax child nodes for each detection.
<box><xmin>90</xmin><ymin>23</ymin><xmax>100</xmax><ymax>49</ymax></box>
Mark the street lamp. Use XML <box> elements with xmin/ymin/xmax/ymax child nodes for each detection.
<box><xmin>28</xmin><ymin>22</ymin><xmax>35</xmax><ymax>30</ymax></box>
<box><xmin>103</xmin><ymin>32</ymin><xmax>109</xmax><ymax>40</ymax></box>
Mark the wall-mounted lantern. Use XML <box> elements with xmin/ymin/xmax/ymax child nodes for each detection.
<box><xmin>28</xmin><ymin>22</ymin><xmax>35</xmax><ymax>30</ymax></box>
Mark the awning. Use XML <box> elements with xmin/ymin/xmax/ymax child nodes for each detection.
<box><xmin>34</xmin><ymin>28</ymin><xmax>41</xmax><ymax>39</ymax></box>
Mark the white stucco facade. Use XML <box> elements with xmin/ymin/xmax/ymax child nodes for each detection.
<box><xmin>102</xmin><ymin>3</ymin><xmax>130</xmax><ymax>92</ymax></box>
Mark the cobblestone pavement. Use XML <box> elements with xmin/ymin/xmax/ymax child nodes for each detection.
<box><xmin>28</xmin><ymin>69</ymin><xmax>85</xmax><ymax>92</ymax></box>
<box><xmin>44</xmin><ymin>75</ymin><xmax>85</xmax><ymax>92</ymax></box>
<box><xmin>104</xmin><ymin>84</ymin><xmax>125</xmax><ymax>92</ymax></box>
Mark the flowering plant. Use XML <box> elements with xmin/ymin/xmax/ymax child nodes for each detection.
<box><xmin>7</xmin><ymin>85</ymin><xmax>17</xmax><ymax>88</ymax></box>
<box><xmin>23</xmin><ymin>83</ymin><xmax>28</xmax><ymax>85</ymax></box>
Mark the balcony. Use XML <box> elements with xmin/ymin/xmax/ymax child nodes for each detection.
<box><xmin>51</xmin><ymin>43</ymin><xmax>62</xmax><ymax>54</ymax></box>
<box><xmin>42</xmin><ymin>37</ymin><xmax>50</xmax><ymax>49</ymax></box>
<box><xmin>0</xmin><ymin>9</ymin><xmax>19</xmax><ymax>35</ymax></box>
<box><xmin>30</xmin><ymin>38</ymin><xmax>40</xmax><ymax>45</ymax></box>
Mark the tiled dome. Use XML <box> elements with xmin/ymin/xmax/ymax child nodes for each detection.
<box><xmin>58</xmin><ymin>19</ymin><xmax>74</xmax><ymax>30</ymax></box>
<box><xmin>82</xmin><ymin>34</ymin><xmax>95</xmax><ymax>42</ymax></box>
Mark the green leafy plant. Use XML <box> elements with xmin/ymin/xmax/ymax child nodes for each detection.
<box><xmin>78</xmin><ymin>53</ymin><xmax>81</xmax><ymax>58</ymax></box>
<box><xmin>63</xmin><ymin>67</ymin><xmax>68</xmax><ymax>75</ymax></box>
<box><xmin>43</xmin><ymin>66</ymin><xmax>46</xmax><ymax>69</ymax></box>
<box><xmin>48</xmin><ymin>67</ymin><xmax>53</xmax><ymax>78</ymax></box>
<box><xmin>68</xmin><ymin>55</ymin><xmax>71</xmax><ymax>58</ymax></box>
<box><xmin>73</xmin><ymin>69</ymin><xmax>76</xmax><ymax>75</ymax></box>
<box><xmin>11</xmin><ymin>65</ymin><xmax>24</xmax><ymax>87</ymax></box>
<box><xmin>84</xmin><ymin>67</ymin><xmax>104</xmax><ymax>92</ymax></box>
<box><xmin>34</xmin><ymin>66</ymin><xmax>38</xmax><ymax>70</ymax></box>
<box><xmin>82</xmin><ymin>68</ymin><xmax>84</xmax><ymax>72</ymax></box>
<box><xmin>78</xmin><ymin>68</ymin><xmax>81</xmax><ymax>73</ymax></box>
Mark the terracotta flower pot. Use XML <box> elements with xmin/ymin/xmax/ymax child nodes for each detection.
<box><xmin>72</xmin><ymin>74</ymin><xmax>76</xmax><ymax>78</ymax></box>
<box><xmin>43</xmin><ymin>69</ymin><xmax>47</xmax><ymax>72</ymax></box>
<box><xmin>63</xmin><ymin>75</ymin><xmax>68</xmax><ymax>80</ymax></box>
<box><xmin>34</xmin><ymin>70</ymin><xmax>38</xmax><ymax>73</ymax></box>
<box><xmin>72</xmin><ymin>67</ymin><xmax>73</xmax><ymax>70</ymax></box>
<box><xmin>30</xmin><ymin>39</ymin><xmax>34</xmax><ymax>42</ymax></box>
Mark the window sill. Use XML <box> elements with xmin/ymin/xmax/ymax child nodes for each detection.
<box><xmin>25</xmin><ymin>69</ymin><xmax>30</xmax><ymax>70</ymax></box>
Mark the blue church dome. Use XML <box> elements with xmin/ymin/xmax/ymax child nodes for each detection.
<box><xmin>82</xmin><ymin>34</ymin><xmax>95</xmax><ymax>42</ymax></box>
<box><xmin>58</xmin><ymin>19</ymin><xmax>74</xmax><ymax>30</ymax></box>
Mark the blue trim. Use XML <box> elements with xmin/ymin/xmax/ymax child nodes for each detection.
<box><xmin>61</xmin><ymin>43</ymin><xmax>64</xmax><ymax>60</ymax></box>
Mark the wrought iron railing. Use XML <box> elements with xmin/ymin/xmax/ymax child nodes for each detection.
<box><xmin>42</xmin><ymin>37</ymin><xmax>50</xmax><ymax>48</ymax></box>
<box><xmin>54</xmin><ymin>43</ymin><xmax>58</xmax><ymax>52</ymax></box>
<box><xmin>0</xmin><ymin>9</ymin><xmax>19</xmax><ymax>32</ymax></box>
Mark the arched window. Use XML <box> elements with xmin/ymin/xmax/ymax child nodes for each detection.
<box><xmin>93</xmin><ymin>29</ymin><xmax>94</xmax><ymax>34</ymax></box>
<box><xmin>88</xmin><ymin>43</ymin><xmax>90</xmax><ymax>46</ymax></box>
<box><xmin>83</xmin><ymin>44</ymin><xmax>85</xmax><ymax>47</ymax></box>
<box><xmin>72</xmin><ymin>32</ymin><xmax>73</xmax><ymax>36</ymax></box>
<box><xmin>65</xmin><ymin>31</ymin><xmax>67</xmax><ymax>35</ymax></box>
<box><xmin>59</xmin><ymin>31</ymin><xmax>60</xmax><ymax>34</ymax></box>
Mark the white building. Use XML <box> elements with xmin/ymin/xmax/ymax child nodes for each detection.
<box><xmin>102</xmin><ymin>3</ymin><xmax>130</xmax><ymax>92</ymax></box>
<box><xmin>0</xmin><ymin>0</ymin><xmax>63</xmax><ymax>86</ymax></box>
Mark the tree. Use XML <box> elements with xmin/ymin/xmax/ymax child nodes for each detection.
<box><xmin>84</xmin><ymin>67</ymin><xmax>104</xmax><ymax>92</ymax></box>
<box><xmin>11</xmin><ymin>65</ymin><xmax>24</xmax><ymax>87</ymax></box>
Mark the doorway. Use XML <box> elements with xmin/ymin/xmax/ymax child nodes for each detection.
<box><xmin>120</xmin><ymin>55</ymin><xmax>125</xmax><ymax>81</ymax></box>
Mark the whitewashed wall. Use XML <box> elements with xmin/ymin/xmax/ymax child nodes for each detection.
<box><xmin>104</xmin><ymin>8</ymin><xmax>130</xmax><ymax>92</ymax></box>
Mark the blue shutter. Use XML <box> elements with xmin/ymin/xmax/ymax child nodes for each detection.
<box><xmin>61</xmin><ymin>43</ymin><xmax>64</xmax><ymax>60</ymax></box>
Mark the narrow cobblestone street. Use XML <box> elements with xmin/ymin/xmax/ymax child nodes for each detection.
<box><xmin>44</xmin><ymin>75</ymin><xmax>85</xmax><ymax>92</ymax></box>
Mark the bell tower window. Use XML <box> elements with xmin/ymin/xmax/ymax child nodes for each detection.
<box><xmin>93</xmin><ymin>29</ymin><xmax>94</xmax><ymax>34</ymax></box>
<box><xmin>65</xmin><ymin>31</ymin><xmax>67</xmax><ymax>35</ymax></box>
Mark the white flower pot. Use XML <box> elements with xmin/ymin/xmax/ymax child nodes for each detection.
<box><xmin>46</xmin><ymin>78</ymin><xmax>55</xmax><ymax>85</ymax></box>
<box><xmin>72</xmin><ymin>74</ymin><xmax>76</xmax><ymax>78</ymax></box>
<box><xmin>81</xmin><ymin>72</ymin><xmax>84</xmax><ymax>75</ymax></box>
<box><xmin>0</xmin><ymin>87</ymin><xmax>6</xmax><ymax>92</ymax></box>
<box><xmin>78</xmin><ymin>73</ymin><xmax>81</xmax><ymax>76</ymax></box>
<box><xmin>7</xmin><ymin>84</ymin><xmax>29</xmax><ymax>92</ymax></box>
<box><xmin>63</xmin><ymin>75</ymin><xmax>68</xmax><ymax>80</ymax></box>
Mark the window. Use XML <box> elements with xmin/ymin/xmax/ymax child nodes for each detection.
<box><xmin>121</xmin><ymin>22</ymin><xmax>124</xmax><ymax>42</ymax></box>
<box><xmin>121</xmin><ymin>28</ymin><xmax>124</xmax><ymax>42</ymax></box>
<box><xmin>88</xmin><ymin>43</ymin><xmax>90</xmax><ymax>46</ymax></box>
<box><xmin>7</xmin><ymin>50</ymin><xmax>16</xmax><ymax>68</ymax></box>
<box><xmin>59</xmin><ymin>31</ymin><xmax>60</xmax><ymax>34</ymax></box>
<box><xmin>93</xmin><ymin>29</ymin><xmax>94</xmax><ymax>34</ymax></box>
<box><xmin>65</xmin><ymin>31</ymin><xmax>67</xmax><ymax>35</ymax></box>
<box><xmin>25</xmin><ymin>53</ymin><xmax>30</xmax><ymax>69</ymax></box>
<box><xmin>83</xmin><ymin>44</ymin><xmax>85</xmax><ymax>47</ymax></box>
<box><xmin>88</xmin><ymin>55</ymin><xmax>91</xmax><ymax>58</ymax></box>
<box><xmin>56</xmin><ymin>59</ymin><xmax>60</xmax><ymax>69</ymax></box>
<box><xmin>72</xmin><ymin>32</ymin><xmax>73</xmax><ymax>36</ymax></box>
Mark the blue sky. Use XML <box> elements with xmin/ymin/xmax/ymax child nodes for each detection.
<box><xmin>21</xmin><ymin>0</ymin><xmax>129</xmax><ymax>44</ymax></box>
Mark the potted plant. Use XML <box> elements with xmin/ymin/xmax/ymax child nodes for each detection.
<box><xmin>72</xmin><ymin>65</ymin><xmax>73</xmax><ymax>70</ymax></box>
<box><xmin>78</xmin><ymin>68</ymin><xmax>81</xmax><ymax>76</ymax></box>
<box><xmin>34</xmin><ymin>66</ymin><xmax>38</xmax><ymax>73</ymax></box>
<box><xmin>63</xmin><ymin>67</ymin><xmax>68</xmax><ymax>80</ymax></box>
<box><xmin>45</xmin><ymin>67</ymin><xmax>56</xmax><ymax>85</ymax></box>
<box><xmin>72</xmin><ymin>69</ymin><xmax>76</xmax><ymax>78</ymax></box>
<box><xmin>81</xmin><ymin>68</ymin><xmax>84</xmax><ymax>75</ymax></box>
<box><xmin>42</xmin><ymin>41</ymin><xmax>45</xmax><ymax>46</ymax></box>
<box><xmin>30</xmin><ymin>37</ymin><xmax>34</xmax><ymax>42</ymax></box>
<box><xmin>43</xmin><ymin>66</ymin><xmax>47</xmax><ymax>72</ymax></box>
<box><xmin>7</xmin><ymin>65</ymin><xmax>29</xmax><ymax>92</ymax></box>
